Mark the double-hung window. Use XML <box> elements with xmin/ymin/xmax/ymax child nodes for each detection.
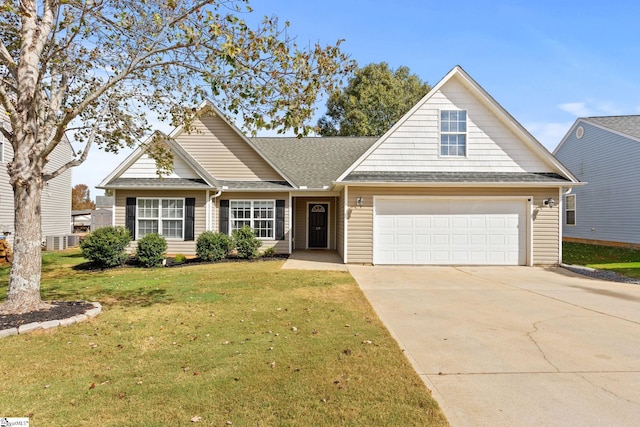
<box><xmin>230</xmin><ymin>200</ymin><xmax>274</xmax><ymax>239</ymax></box>
<box><xmin>565</xmin><ymin>195</ymin><xmax>576</xmax><ymax>225</ymax></box>
<box><xmin>137</xmin><ymin>198</ymin><xmax>184</xmax><ymax>239</ymax></box>
<box><xmin>440</xmin><ymin>110</ymin><xmax>467</xmax><ymax>156</ymax></box>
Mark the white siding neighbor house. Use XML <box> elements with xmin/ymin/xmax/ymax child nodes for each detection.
<box><xmin>554</xmin><ymin>116</ymin><xmax>640</xmax><ymax>246</ymax></box>
<box><xmin>0</xmin><ymin>108</ymin><xmax>73</xmax><ymax>245</ymax></box>
<box><xmin>99</xmin><ymin>66</ymin><xmax>580</xmax><ymax>265</ymax></box>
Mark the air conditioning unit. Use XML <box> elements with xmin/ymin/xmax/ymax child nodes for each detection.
<box><xmin>66</xmin><ymin>235</ymin><xmax>80</xmax><ymax>247</ymax></box>
<box><xmin>46</xmin><ymin>235</ymin><xmax>68</xmax><ymax>251</ymax></box>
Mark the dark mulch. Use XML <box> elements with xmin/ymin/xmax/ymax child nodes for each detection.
<box><xmin>0</xmin><ymin>301</ymin><xmax>95</xmax><ymax>330</ymax></box>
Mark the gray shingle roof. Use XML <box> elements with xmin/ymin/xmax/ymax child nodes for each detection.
<box><xmin>344</xmin><ymin>171</ymin><xmax>570</xmax><ymax>183</ymax></box>
<box><xmin>217</xmin><ymin>180</ymin><xmax>292</xmax><ymax>190</ymax></box>
<box><xmin>584</xmin><ymin>116</ymin><xmax>640</xmax><ymax>140</ymax></box>
<box><xmin>252</xmin><ymin>137</ymin><xmax>378</xmax><ymax>188</ymax></box>
<box><xmin>106</xmin><ymin>178</ymin><xmax>211</xmax><ymax>189</ymax></box>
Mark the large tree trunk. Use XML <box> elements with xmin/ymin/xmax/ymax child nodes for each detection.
<box><xmin>0</xmin><ymin>177</ymin><xmax>47</xmax><ymax>314</ymax></box>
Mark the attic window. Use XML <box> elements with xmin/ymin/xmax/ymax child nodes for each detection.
<box><xmin>440</xmin><ymin>110</ymin><xmax>467</xmax><ymax>156</ymax></box>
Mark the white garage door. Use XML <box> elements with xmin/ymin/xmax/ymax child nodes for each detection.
<box><xmin>374</xmin><ymin>198</ymin><xmax>527</xmax><ymax>265</ymax></box>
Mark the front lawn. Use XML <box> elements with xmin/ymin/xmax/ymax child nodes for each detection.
<box><xmin>563</xmin><ymin>241</ymin><xmax>640</xmax><ymax>279</ymax></box>
<box><xmin>0</xmin><ymin>250</ymin><xmax>448</xmax><ymax>426</ymax></box>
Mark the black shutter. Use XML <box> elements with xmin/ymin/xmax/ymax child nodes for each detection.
<box><xmin>126</xmin><ymin>197</ymin><xmax>136</xmax><ymax>238</ymax></box>
<box><xmin>219</xmin><ymin>200</ymin><xmax>229</xmax><ymax>234</ymax></box>
<box><xmin>184</xmin><ymin>198</ymin><xmax>195</xmax><ymax>241</ymax></box>
<box><xmin>275</xmin><ymin>200</ymin><xmax>285</xmax><ymax>241</ymax></box>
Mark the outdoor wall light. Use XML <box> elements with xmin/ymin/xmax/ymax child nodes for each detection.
<box><xmin>356</xmin><ymin>197</ymin><xmax>364</xmax><ymax>207</ymax></box>
<box><xmin>543</xmin><ymin>198</ymin><xmax>556</xmax><ymax>208</ymax></box>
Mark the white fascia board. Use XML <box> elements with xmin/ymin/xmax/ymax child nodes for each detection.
<box><xmin>552</xmin><ymin>119</ymin><xmax>583</xmax><ymax>155</ymax></box>
<box><xmin>97</xmin><ymin>134</ymin><xmax>153</xmax><ymax>187</ymax></box>
<box><xmin>451</xmin><ymin>67</ymin><xmax>580</xmax><ymax>184</ymax></box>
<box><xmin>336</xmin><ymin>67</ymin><xmax>459</xmax><ymax>183</ymax></box>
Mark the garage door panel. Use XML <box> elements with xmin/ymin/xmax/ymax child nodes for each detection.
<box><xmin>452</xmin><ymin>234</ymin><xmax>468</xmax><ymax>245</ymax></box>
<box><xmin>415</xmin><ymin>234</ymin><xmax>430</xmax><ymax>245</ymax></box>
<box><xmin>374</xmin><ymin>198</ymin><xmax>527</xmax><ymax>265</ymax></box>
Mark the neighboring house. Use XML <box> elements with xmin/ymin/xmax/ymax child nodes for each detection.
<box><xmin>554</xmin><ymin>116</ymin><xmax>640</xmax><ymax>246</ymax></box>
<box><xmin>0</xmin><ymin>108</ymin><xmax>73</xmax><ymax>245</ymax></box>
<box><xmin>98</xmin><ymin>66</ymin><xmax>579</xmax><ymax>265</ymax></box>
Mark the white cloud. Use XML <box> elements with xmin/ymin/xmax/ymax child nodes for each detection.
<box><xmin>525</xmin><ymin>121</ymin><xmax>575</xmax><ymax>151</ymax></box>
<box><xmin>558</xmin><ymin>102</ymin><xmax>594</xmax><ymax>117</ymax></box>
<box><xmin>558</xmin><ymin>100</ymin><xmax>627</xmax><ymax>118</ymax></box>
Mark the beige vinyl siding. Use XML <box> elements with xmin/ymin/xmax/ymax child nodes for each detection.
<box><xmin>214</xmin><ymin>192</ymin><xmax>290</xmax><ymax>254</ymax></box>
<box><xmin>354</xmin><ymin>76</ymin><xmax>551</xmax><ymax>173</ymax></box>
<box><xmin>336</xmin><ymin>188</ymin><xmax>345</xmax><ymax>260</ymax></box>
<box><xmin>346</xmin><ymin>186</ymin><xmax>560</xmax><ymax>265</ymax></box>
<box><xmin>176</xmin><ymin>113</ymin><xmax>284</xmax><ymax>181</ymax></box>
<box><xmin>121</xmin><ymin>153</ymin><xmax>200</xmax><ymax>179</ymax></box>
<box><xmin>292</xmin><ymin>197</ymin><xmax>337</xmax><ymax>250</ymax></box>
<box><xmin>115</xmin><ymin>190</ymin><xmax>207</xmax><ymax>255</ymax></box>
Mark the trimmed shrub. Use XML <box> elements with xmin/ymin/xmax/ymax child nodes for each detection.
<box><xmin>135</xmin><ymin>233</ymin><xmax>167</xmax><ymax>267</ymax></box>
<box><xmin>196</xmin><ymin>231</ymin><xmax>232</xmax><ymax>262</ymax></box>
<box><xmin>232</xmin><ymin>226</ymin><xmax>261</xmax><ymax>260</ymax></box>
<box><xmin>261</xmin><ymin>246</ymin><xmax>276</xmax><ymax>258</ymax></box>
<box><xmin>80</xmin><ymin>226</ymin><xmax>132</xmax><ymax>268</ymax></box>
<box><xmin>174</xmin><ymin>253</ymin><xmax>187</xmax><ymax>264</ymax></box>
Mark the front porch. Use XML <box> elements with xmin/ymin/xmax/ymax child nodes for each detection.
<box><xmin>291</xmin><ymin>196</ymin><xmax>339</xmax><ymax>251</ymax></box>
<box><xmin>281</xmin><ymin>250</ymin><xmax>347</xmax><ymax>271</ymax></box>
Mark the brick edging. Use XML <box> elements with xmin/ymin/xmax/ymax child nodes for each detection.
<box><xmin>0</xmin><ymin>302</ymin><xmax>102</xmax><ymax>338</ymax></box>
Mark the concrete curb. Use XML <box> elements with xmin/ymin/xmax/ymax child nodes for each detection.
<box><xmin>1</xmin><ymin>301</ymin><xmax>101</xmax><ymax>338</ymax></box>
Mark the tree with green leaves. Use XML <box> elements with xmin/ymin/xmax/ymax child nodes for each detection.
<box><xmin>318</xmin><ymin>62</ymin><xmax>430</xmax><ymax>137</ymax></box>
<box><xmin>0</xmin><ymin>0</ymin><xmax>354</xmax><ymax>314</ymax></box>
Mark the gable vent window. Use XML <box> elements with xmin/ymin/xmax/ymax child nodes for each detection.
<box><xmin>440</xmin><ymin>110</ymin><xmax>467</xmax><ymax>157</ymax></box>
<box><xmin>565</xmin><ymin>194</ymin><xmax>576</xmax><ymax>226</ymax></box>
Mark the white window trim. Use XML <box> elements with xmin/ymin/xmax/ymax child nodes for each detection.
<box><xmin>439</xmin><ymin>109</ymin><xmax>468</xmax><ymax>158</ymax></box>
<box><xmin>137</xmin><ymin>197</ymin><xmax>185</xmax><ymax>240</ymax></box>
<box><xmin>565</xmin><ymin>194</ymin><xmax>576</xmax><ymax>226</ymax></box>
<box><xmin>229</xmin><ymin>199</ymin><xmax>276</xmax><ymax>240</ymax></box>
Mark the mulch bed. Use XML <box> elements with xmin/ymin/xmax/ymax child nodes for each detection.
<box><xmin>0</xmin><ymin>301</ymin><xmax>95</xmax><ymax>330</ymax></box>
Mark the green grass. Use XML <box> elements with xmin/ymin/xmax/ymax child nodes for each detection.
<box><xmin>0</xmin><ymin>250</ymin><xmax>448</xmax><ymax>426</ymax></box>
<box><xmin>563</xmin><ymin>242</ymin><xmax>640</xmax><ymax>278</ymax></box>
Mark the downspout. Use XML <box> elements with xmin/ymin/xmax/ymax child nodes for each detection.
<box><xmin>209</xmin><ymin>190</ymin><xmax>222</xmax><ymax>232</ymax></box>
<box><xmin>205</xmin><ymin>190</ymin><xmax>210</xmax><ymax>231</ymax></box>
<box><xmin>112</xmin><ymin>189</ymin><xmax>117</xmax><ymax>227</ymax></box>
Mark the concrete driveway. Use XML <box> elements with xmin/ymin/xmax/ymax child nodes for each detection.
<box><xmin>348</xmin><ymin>265</ymin><xmax>640</xmax><ymax>427</ymax></box>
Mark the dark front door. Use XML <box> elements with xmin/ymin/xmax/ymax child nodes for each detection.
<box><xmin>308</xmin><ymin>204</ymin><xmax>328</xmax><ymax>248</ymax></box>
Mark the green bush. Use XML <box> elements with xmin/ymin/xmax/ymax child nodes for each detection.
<box><xmin>80</xmin><ymin>226</ymin><xmax>132</xmax><ymax>268</ymax></box>
<box><xmin>261</xmin><ymin>246</ymin><xmax>276</xmax><ymax>258</ymax></box>
<box><xmin>174</xmin><ymin>253</ymin><xmax>187</xmax><ymax>264</ymax></box>
<box><xmin>232</xmin><ymin>226</ymin><xmax>261</xmax><ymax>260</ymax></box>
<box><xmin>135</xmin><ymin>233</ymin><xmax>167</xmax><ymax>267</ymax></box>
<box><xmin>196</xmin><ymin>231</ymin><xmax>232</xmax><ymax>262</ymax></box>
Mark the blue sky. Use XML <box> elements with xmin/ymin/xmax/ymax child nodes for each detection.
<box><xmin>76</xmin><ymin>0</ymin><xmax>640</xmax><ymax>196</ymax></box>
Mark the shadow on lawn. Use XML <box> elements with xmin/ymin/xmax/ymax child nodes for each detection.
<box><xmin>45</xmin><ymin>283</ymin><xmax>172</xmax><ymax>308</ymax></box>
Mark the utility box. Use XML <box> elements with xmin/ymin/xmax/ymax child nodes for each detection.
<box><xmin>46</xmin><ymin>235</ymin><xmax>68</xmax><ymax>251</ymax></box>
